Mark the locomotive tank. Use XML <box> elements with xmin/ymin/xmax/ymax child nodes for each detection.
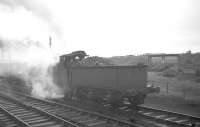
<box><xmin>53</xmin><ymin>51</ymin><xmax>158</xmax><ymax>108</ymax></box>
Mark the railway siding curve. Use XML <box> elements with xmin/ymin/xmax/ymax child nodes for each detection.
<box><xmin>0</xmin><ymin>93</ymin><xmax>81</xmax><ymax>127</ymax></box>
<box><xmin>5</xmin><ymin>92</ymin><xmax>143</xmax><ymax>127</ymax></box>
<box><xmin>2</xmin><ymin>91</ymin><xmax>200</xmax><ymax>127</ymax></box>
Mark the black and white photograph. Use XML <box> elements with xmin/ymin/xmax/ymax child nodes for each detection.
<box><xmin>0</xmin><ymin>0</ymin><xmax>199</xmax><ymax>127</ymax></box>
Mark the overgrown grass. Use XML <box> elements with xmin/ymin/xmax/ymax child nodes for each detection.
<box><xmin>148</xmin><ymin>72</ymin><xmax>200</xmax><ymax>103</ymax></box>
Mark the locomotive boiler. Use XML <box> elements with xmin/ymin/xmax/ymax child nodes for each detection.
<box><xmin>54</xmin><ymin>51</ymin><xmax>158</xmax><ymax>107</ymax></box>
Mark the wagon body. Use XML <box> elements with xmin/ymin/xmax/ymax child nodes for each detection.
<box><xmin>67</xmin><ymin>65</ymin><xmax>147</xmax><ymax>92</ymax></box>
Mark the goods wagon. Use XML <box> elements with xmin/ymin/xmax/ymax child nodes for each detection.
<box><xmin>54</xmin><ymin>51</ymin><xmax>159</xmax><ymax>107</ymax></box>
<box><xmin>68</xmin><ymin>66</ymin><xmax>146</xmax><ymax>93</ymax></box>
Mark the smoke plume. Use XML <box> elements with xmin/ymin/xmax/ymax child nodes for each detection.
<box><xmin>0</xmin><ymin>0</ymin><xmax>66</xmax><ymax>98</ymax></box>
<box><xmin>0</xmin><ymin>38</ymin><xmax>64</xmax><ymax>98</ymax></box>
<box><xmin>0</xmin><ymin>0</ymin><xmax>61</xmax><ymax>35</ymax></box>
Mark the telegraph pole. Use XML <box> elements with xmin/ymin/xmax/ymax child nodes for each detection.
<box><xmin>9</xmin><ymin>51</ymin><xmax>11</xmax><ymax>77</ymax></box>
<box><xmin>49</xmin><ymin>36</ymin><xmax>52</xmax><ymax>49</ymax></box>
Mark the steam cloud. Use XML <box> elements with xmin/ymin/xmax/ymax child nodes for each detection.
<box><xmin>0</xmin><ymin>38</ymin><xmax>64</xmax><ymax>98</ymax></box>
<box><xmin>0</xmin><ymin>0</ymin><xmax>61</xmax><ymax>35</ymax></box>
<box><xmin>0</xmin><ymin>1</ymin><xmax>64</xmax><ymax>98</ymax></box>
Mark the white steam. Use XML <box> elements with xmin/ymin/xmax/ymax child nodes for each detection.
<box><xmin>0</xmin><ymin>38</ymin><xmax>64</xmax><ymax>98</ymax></box>
<box><xmin>29</xmin><ymin>65</ymin><xmax>64</xmax><ymax>98</ymax></box>
<box><xmin>0</xmin><ymin>1</ymin><xmax>64</xmax><ymax>98</ymax></box>
<box><xmin>0</xmin><ymin>0</ymin><xmax>61</xmax><ymax>36</ymax></box>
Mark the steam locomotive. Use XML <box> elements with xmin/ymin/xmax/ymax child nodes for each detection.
<box><xmin>53</xmin><ymin>51</ymin><xmax>159</xmax><ymax>108</ymax></box>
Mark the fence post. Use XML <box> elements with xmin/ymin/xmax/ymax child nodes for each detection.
<box><xmin>166</xmin><ymin>83</ymin><xmax>169</xmax><ymax>95</ymax></box>
<box><xmin>183</xmin><ymin>89</ymin><xmax>186</xmax><ymax>100</ymax></box>
<box><xmin>182</xmin><ymin>83</ymin><xmax>186</xmax><ymax>100</ymax></box>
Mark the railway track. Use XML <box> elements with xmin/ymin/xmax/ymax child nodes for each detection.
<box><xmin>0</xmin><ymin>103</ymin><xmax>30</xmax><ymax>127</ymax></box>
<box><xmin>55</xmin><ymin>98</ymin><xmax>200</xmax><ymax>127</ymax></box>
<box><xmin>1</xmin><ymin>91</ymin><xmax>200</xmax><ymax>127</ymax></box>
<box><xmin>137</xmin><ymin>105</ymin><xmax>200</xmax><ymax>127</ymax></box>
<box><xmin>0</xmin><ymin>93</ymin><xmax>79</xmax><ymax>127</ymax></box>
<box><xmin>2</xmin><ymin>92</ymin><xmax>143</xmax><ymax>127</ymax></box>
<box><xmin>92</xmin><ymin>98</ymin><xmax>200</xmax><ymax>127</ymax></box>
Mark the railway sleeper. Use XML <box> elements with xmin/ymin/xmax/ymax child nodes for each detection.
<box><xmin>28</xmin><ymin>121</ymin><xmax>59</xmax><ymax>127</ymax></box>
<box><xmin>42</xmin><ymin>108</ymin><xmax>65</xmax><ymax>113</ymax></box>
<box><xmin>30</xmin><ymin>104</ymin><xmax>52</xmax><ymax>109</ymax></box>
<box><xmin>27</xmin><ymin>118</ymin><xmax>53</xmax><ymax>124</ymax></box>
<box><xmin>15</xmin><ymin>112</ymin><xmax>38</xmax><ymax>117</ymax></box>
<box><xmin>78</xmin><ymin>118</ymin><xmax>98</xmax><ymax>123</ymax></box>
<box><xmin>62</xmin><ymin>112</ymin><xmax>83</xmax><ymax>118</ymax></box>
<box><xmin>0</xmin><ymin>118</ymin><xmax>17</xmax><ymax>127</ymax></box>
<box><xmin>14</xmin><ymin>111</ymin><xmax>35</xmax><ymax>116</ymax></box>
<box><xmin>71</xmin><ymin>115</ymin><xmax>90</xmax><ymax>121</ymax></box>
<box><xmin>175</xmin><ymin>119</ymin><xmax>189</xmax><ymax>124</ymax></box>
<box><xmin>19</xmin><ymin>114</ymin><xmax>41</xmax><ymax>119</ymax></box>
<box><xmin>6</xmin><ymin>108</ymin><xmax>27</xmax><ymax>111</ymax></box>
<box><xmin>87</xmin><ymin>120</ymin><xmax>107</xmax><ymax>127</ymax></box>
<box><xmin>22</xmin><ymin>116</ymin><xmax>48</xmax><ymax>122</ymax></box>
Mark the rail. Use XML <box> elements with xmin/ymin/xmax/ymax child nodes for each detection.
<box><xmin>4</xmin><ymin>91</ymin><xmax>143</xmax><ymax>127</ymax></box>
<box><xmin>0</xmin><ymin>93</ymin><xmax>82</xmax><ymax>127</ymax></box>
<box><xmin>2</xmin><ymin>91</ymin><xmax>200</xmax><ymax>126</ymax></box>
<box><xmin>138</xmin><ymin>105</ymin><xmax>200</xmax><ymax>127</ymax></box>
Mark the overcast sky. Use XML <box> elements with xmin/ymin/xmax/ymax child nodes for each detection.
<box><xmin>0</xmin><ymin>0</ymin><xmax>200</xmax><ymax>57</ymax></box>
